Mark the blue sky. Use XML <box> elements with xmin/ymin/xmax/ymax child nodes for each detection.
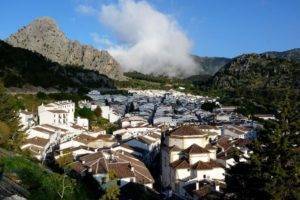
<box><xmin>0</xmin><ymin>0</ymin><xmax>299</xmax><ymax>58</ymax></box>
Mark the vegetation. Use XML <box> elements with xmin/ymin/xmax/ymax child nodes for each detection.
<box><xmin>201</xmin><ymin>101</ymin><xmax>220</xmax><ymax>112</ymax></box>
<box><xmin>56</xmin><ymin>153</ymin><xmax>74</xmax><ymax>169</ymax></box>
<box><xmin>0</xmin><ymin>83</ymin><xmax>24</xmax><ymax>150</ymax></box>
<box><xmin>100</xmin><ymin>170</ymin><xmax>120</xmax><ymax>200</ymax></box>
<box><xmin>117</xmin><ymin>71</ymin><xmax>207</xmax><ymax>95</ymax></box>
<box><xmin>75</xmin><ymin>107</ymin><xmax>119</xmax><ymax>134</ymax></box>
<box><xmin>0</xmin><ymin>40</ymin><xmax>115</xmax><ymax>91</ymax></box>
<box><xmin>0</xmin><ymin>155</ymin><xmax>88</xmax><ymax>200</ymax></box>
<box><xmin>226</xmin><ymin>101</ymin><xmax>299</xmax><ymax>199</ymax></box>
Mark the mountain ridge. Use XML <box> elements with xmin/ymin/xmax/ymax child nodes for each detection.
<box><xmin>0</xmin><ymin>40</ymin><xmax>115</xmax><ymax>90</ymax></box>
<box><xmin>6</xmin><ymin>17</ymin><xmax>124</xmax><ymax>80</ymax></box>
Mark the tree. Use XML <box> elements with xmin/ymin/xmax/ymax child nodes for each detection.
<box><xmin>0</xmin><ymin>83</ymin><xmax>23</xmax><ymax>150</ymax></box>
<box><xmin>1</xmin><ymin>155</ymin><xmax>87</xmax><ymax>200</ymax></box>
<box><xmin>100</xmin><ymin>170</ymin><xmax>120</xmax><ymax>200</ymax></box>
<box><xmin>36</xmin><ymin>91</ymin><xmax>47</xmax><ymax>100</ymax></box>
<box><xmin>225</xmin><ymin>101</ymin><xmax>299</xmax><ymax>200</ymax></box>
<box><xmin>201</xmin><ymin>101</ymin><xmax>219</xmax><ymax>112</ymax></box>
<box><xmin>94</xmin><ymin>106</ymin><xmax>102</xmax><ymax>118</ymax></box>
<box><xmin>76</xmin><ymin>107</ymin><xmax>95</xmax><ymax>121</ymax></box>
<box><xmin>0</xmin><ymin>121</ymin><xmax>11</xmax><ymax>146</ymax></box>
<box><xmin>56</xmin><ymin>153</ymin><xmax>74</xmax><ymax>168</ymax></box>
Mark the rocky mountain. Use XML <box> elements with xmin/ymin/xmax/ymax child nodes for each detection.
<box><xmin>192</xmin><ymin>48</ymin><xmax>300</xmax><ymax>76</ymax></box>
<box><xmin>6</xmin><ymin>17</ymin><xmax>123</xmax><ymax>80</ymax></box>
<box><xmin>192</xmin><ymin>55</ymin><xmax>231</xmax><ymax>75</ymax></box>
<box><xmin>212</xmin><ymin>54</ymin><xmax>299</xmax><ymax>90</ymax></box>
<box><xmin>262</xmin><ymin>48</ymin><xmax>300</xmax><ymax>63</ymax></box>
<box><xmin>0</xmin><ymin>40</ymin><xmax>115</xmax><ymax>90</ymax></box>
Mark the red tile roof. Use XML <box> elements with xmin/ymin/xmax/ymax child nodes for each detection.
<box><xmin>170</xmin><ymin>158</ymin><xmax>190</xmax><ymax>169</ymax></box>
<box><xmin>183</xmin><ymin>144</ymin><xmax>210</xmax><ymax>154</ymax></box>
<box><xmin>192</xmin><ymin>160</ymin><xmax>223</xmax><ymax>170</ymax></box>
<box><xmin>170</xmin><ymin>125</ymin><xmax>207</xmax><ymax>136</ymax></box>
<box><xmin>24</xmin><ymin>137</ymin><xmax>49</xmax><ymax>147</ymax></box>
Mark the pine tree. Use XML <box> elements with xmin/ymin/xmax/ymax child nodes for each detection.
<box><xmin>226</xmin><ymin>100</ymin><xmax>299</xmax><ymax>200</ymax></box>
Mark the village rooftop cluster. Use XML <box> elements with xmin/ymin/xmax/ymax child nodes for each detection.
<box><xmin>18</xmin><ymin>89</ymin><xmax>275</xmax><ymax>199</ymax></box>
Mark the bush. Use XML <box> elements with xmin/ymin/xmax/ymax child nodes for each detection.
<box><xmin>1</xmin><ymin>155</ymin><xmax>87</xmax><ymax>200</ymax></box>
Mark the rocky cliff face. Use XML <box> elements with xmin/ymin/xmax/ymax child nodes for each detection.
<box><xmin>6</xmin><ymin>17</ymin><xmax>123</xmax><ymax>80</ymax></box>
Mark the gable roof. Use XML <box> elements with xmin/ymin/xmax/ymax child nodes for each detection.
<box><xmin>170</xmin><ymin>125</ymin><xmax>207</xmax><ymax>137</ymax></box>
<box><xmin>168</xmin><ymin>145</ymin><xmax>181</xmax><ymax>152</ymax></box>
<box><xmin>183</xmin><ymin>144</ymin><xmax>210</xmax><ymax>154</ymax></box>
<box><xmin>24</xmin><ymin>137</ymin><xmax>49</xmax><ymax>147</ymax></box>
<box><xmin>170</xmin><ymin>158</ymin><xmax>190</xmax><ymax>169</ymax></box>
<box><xmin>32</xmin><ymin>127</ymin><xmax>55</xmax><ymax>135</ymax></box>
<box><xmin>78</xmin><ymin>150</ymin><xmax>154</xmax><ymax>183</ymax></box>
<box><xmin>192</xmin><ymin>160</ymin><xmax>223</xmax><ymax>170</ymax></box>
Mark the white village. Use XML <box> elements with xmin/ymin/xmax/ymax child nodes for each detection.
<box><xmin>18</xmin><ymin>89</ymin><xmax>270</xmax><ymax>199</ymax></box>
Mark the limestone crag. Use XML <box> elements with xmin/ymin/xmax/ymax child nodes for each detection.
<box><xmin>6</xmin><ymin>17</ymin><xmax>123</xmax><ymax>80</ymax></box>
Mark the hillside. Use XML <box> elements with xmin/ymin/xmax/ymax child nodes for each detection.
<box><xmin>262</xmin><ymin>48</ymin><xmax>300</xmax><ymax>63</ymax></box>
<box><xmin>6</xmin><ymin>17</ymin><xmax>123</xmax><ymax>80</ymax></box>
<box><xmin>192</xmin><ymin>55</ymin><xmax>231</xmax><ymax>75</ymax></box>
<box><xmin>212</xmin><ymin>54</ymin><xmax>299</xmax><ymax>90</ymax></box>
<box><xmin>0</xmin><ymin>40</ymin><xmax>115</xmax><ymax>91</ymax></box>
<box><xmin>210</xmin><ymin>54</ymin><xmax>300</xmax><ymax>113</ymax></box>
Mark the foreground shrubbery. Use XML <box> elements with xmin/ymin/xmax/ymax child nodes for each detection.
<box><xmin>0</xmin><ymin>155</ymin><xmax>88</xmax><ymax>200</ymax></box>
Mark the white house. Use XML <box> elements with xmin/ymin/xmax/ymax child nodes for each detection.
<box><xmin>19</xmin><ymin>110</ymin><xmax>35</xmax><ymax>130</ymax></box>
<box><xmin>222</xmin><ymin>125</ymin><xmax>256</xmax><ymax>139</ymax></box>
<box><xmin>76</xmin><ymin>117</ymin><xmax>89</xmax><ymax>129</ymax></box>
<box><xmin>161</xmin><ymin>125</ymin><xmax>225</xmax><ymax>198</ymax></box>
<box><xmin>77</xmin><ymin>150</ymin><xmax>154</xmax><ymax>188</ymax></box>
<box><xmin>21</xmin><ymin>137</ymin><xmax>50</xmax><ymax>160</ymax></box>
<box><xmin>38</xmin><ymin>101</ymin><xmax>75</xmax><ymax>125</ymax></box>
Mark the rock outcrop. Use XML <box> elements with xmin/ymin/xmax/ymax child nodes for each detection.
<box><xmin>6</xmin><ymin>17</ymin><xmax>123</xmax><ymax>80</ymax></box>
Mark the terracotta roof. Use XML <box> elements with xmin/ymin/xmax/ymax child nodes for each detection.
<box><xmin>170</xmin><ymin>125</ymin><xmax>207</xmax><ymax>136</ymax></box>
<box><xmin>168</xmin><ymin>145</ymin><xmax>181</xmax><ymax>152</ymax></box>
<box><xmin>73</xmin><ymin>134</ymin><xmax>99</xmax><ymax>145</ymax></box>
<box><xmin>78</xmin><ymin>150</ymin><xmax>154</xmax><ymax>183</ymax></box>
<box><xmin>217</xmin><ymin>137</ymin><xmax>232</xmax><ymax>151</ymax></box>
<box><xmin>24</xmin><ymin>137</ymin><xmax>49</xmax><ymax>147</ymax></box>
<box><xmin>148</xmin><ymin>132</ymin><xmax>161</xmax><ymax>139</ymax></box>
<box><xmin>234</xmin><ymin>138</ymin><xmax>250</xmax><ymax>147</ymax></box>
<box><xmin>198</xmin><ymin>125</ymin><xmax>218</xmax><ymax>130</ymax></box>
<box><xmin>183</xmin><ymin>144</ymin><xmax>210</xmax><ymax>154</ymax></box>
<box><xmin>70</xmin><ymin>161</ymin><xmax>87</xmax><ymax>173</ymax></box>
<box><xmin>41</xmin><ymin>124</ymin><xmax>68</xmax><ymax>132</ymax></box>
<box><xmin>79</xmin><ymin>151</ymin><xmax>105</xmax><ymax>164</ymax></box>
<box><xmin>108</xmin><ymin>162</ymin><xmax>135</xmax><ymax>178</ymax></box>
<box><xmin>170</xmin><ymin>158</ymin><xmax>190</xmax><ymax>169</ymax></box>
<box><xmin>32</xmin><ymin>127</ymin><xmax>55</xmax><ymax>135</ymax></box>
<box><xmin>192</xmin><ymin>160</ymin><xmax>224</xmax><ymax>170</ymax></box>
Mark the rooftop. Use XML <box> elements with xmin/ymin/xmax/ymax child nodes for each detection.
<box><xmin>169</xmin><ymin>125</ymin><xmax>208</xmax><ymax>137</ymax></box>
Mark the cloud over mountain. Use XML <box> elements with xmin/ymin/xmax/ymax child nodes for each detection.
<box><xmin>99</xmin><ymin>0</ymin><xmax>197</xmax><ymax>77</ymax></box>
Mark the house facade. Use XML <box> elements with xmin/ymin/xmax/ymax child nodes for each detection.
<box><xmin>161</xmin><ymin>125</ymin><xmax>225</xmax><ymax>198</ymax></box>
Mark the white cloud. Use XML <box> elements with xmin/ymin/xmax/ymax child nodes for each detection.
<box><xmin>76</xmin><ymin>4</ymin><xmax>97</xmax><ymax>15</ymax></box>
<box><xmin>99</xmin><ymin>0</ymin><xmax>197</xmax><ymax>77</ymax></box>
<box><xmin>90</xmin><ymin>32</ymin><xmax>113</xmax><ymax>48</ymax></box>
